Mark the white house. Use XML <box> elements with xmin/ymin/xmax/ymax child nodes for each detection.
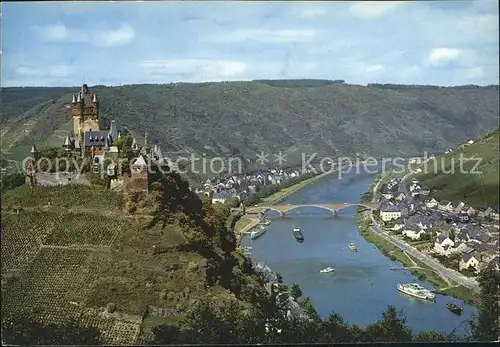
<box><xmin>395</xmin><ymin>193</ymin><xmax>406</xmax><ymax>201</ymax></box>
<box><xmin>382</xmin><ymin>193</ymin><xmax>394</xmax><ymax>199</ymax></box>
<box><xmin>438</xmin><ymin>200</ymin><xmax>454</xmax><ymax>212</ymax></box>
<box><xmin>450</xmin><ymin>241</ymin><xmax>468</xmax><ymax>254</ymax></box>
<box><xmin>459</xmin><ymin>254</ymin><xmax>480</xmax><ymax>273</ymax></box>
<box><xmin>433</xmin><ymin>234</ymin><xmax>455</xmax><ymax>256</ymax></box>
<box><xmin>461</xmin><ymin>205</ymin><xmax>476</xmax><ymax>217</ymax></box>
<box><xmin>409</xmin><ymin>182</ymin><xmax>421</xmax><ymax>192</ymax></box>
<box><xmin>426</xmin><ymin>198</ymin><xmax>439</xmax><ymax>209</ymax></box>
<box><xmin>380</xmin><ymin>205</ymin><xmax>402</xmax><ymax>222</ymax></box>
<box><xmin>391</xmin><ymin>221</ymin><xmax>405</xmax><ymax>232</ymax></box>
<box><xmin>458</xmin><ymin>214</ymin><xmax>470</xmax><ymax>223</ymax></box>
<box><xmin>402</xmin><ymin>226</ymin><xmax>426</xmax><ymax>240</ymax></box>
<box><xmin>451</xmin><ymin>200</ymin><xmax>465</xmax><ymax>213</ymax></box>
<box><xmin>491</xmin><ymin>210</ymin><xmax>500</xmax><ymax>221</ymax></box>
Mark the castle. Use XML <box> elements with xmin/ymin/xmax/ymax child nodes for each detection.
<box><xmin>25</xmin><ymin>84</ymin><xmax>167</xmax><ymax>192</ymax></box>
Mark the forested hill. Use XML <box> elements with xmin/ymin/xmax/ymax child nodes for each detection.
<box><xmin>1</xmin><ymin>81</ymin><xmax>499</xmax><ymax>163</ymax></box>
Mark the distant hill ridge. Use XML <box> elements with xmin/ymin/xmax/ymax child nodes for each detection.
<box><xmin>1</xmin><ymin>80</ymin><xmax>499</xmax><ymax>165</ymax></box>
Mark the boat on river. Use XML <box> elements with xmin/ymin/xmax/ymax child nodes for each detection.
<box><xmin>397</xmin><ymin>283</ymin><xmax>436</xmax><ymax>301</ymax></box>
<box><xmin>446</xmin><ymin>303</ymin><xmax>463</xmax><ymax>315</ymax></box>
<box><xmin>260</xmin><ymin>219</ymin><xmax>271</xmax><ymax>226</ymax></box>
<box><xmin>250</xmin><ymin>226</ymin><xmax>267</xmax><ymax>240</ymax></box>
<box><xmin>293</xmin><ymin>227</ymin><xmax>304</xmax><ymax>242</ymax></box>
<box><xmin>349</xmin><ymin>242</ymin><xmax>357</xmax><ymax>251</ymax></box>
<box><xmin>320</xmin><ymin>266</ymin><xmax>335</xmax><ymax>273</ymax></box>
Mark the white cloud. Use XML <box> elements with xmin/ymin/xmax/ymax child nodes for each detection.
<box><xmin>211</xmin><ymin>29</ymin><xmax>318</xmax><ymax>43</ymax></box>
<box><xmin>425</xmin><ymin>48</ymin><xmax>463</xmax><ymax>67</ymax></box>
<box><xmin>349</xmin><ymin>1</ymin><xmax>406</xmax><ymax>19</ymax></box>
<box><xmin>98</xmin><ymin>24</ymin><xmax>135</xmax><ymax>47</ymax></box>
<box><xmin>37</xmin><ymin>23</ymin><xmax>134</xmax><ymax>47</ymax></box>
<box><xmin>40</xmin><ymin>23</ymin><xmax>69</xmax><ymax>41</ymax></box>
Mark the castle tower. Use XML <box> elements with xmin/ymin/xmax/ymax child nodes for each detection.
<box><xmin>71</xmin><ymin>84</ymin><xmax>100</xmax><ymax>148</ymax></box>
<box><xmin>25</xmin><ymin>143</ymin><xmax>39</xmax><ymax>187</ymax></box>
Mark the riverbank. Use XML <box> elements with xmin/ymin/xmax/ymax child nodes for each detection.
<box><xmin>355</xmin><ymin>172</ymin><xmax>479</xmax><ymax>305</ymax></box>
<box><xmin>354</xmin><ymin>213</ymin><xmax>479</xmax><ymax>305</ymax></box>
<box><xmin>260</xmin><ymin>170</ymin><xmax>333</xmax><ymax>205</ymax></box>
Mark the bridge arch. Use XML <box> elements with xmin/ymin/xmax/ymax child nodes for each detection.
<box><xmin>280</xmin><ymin>204</ymin><xmax>337</xmax><ymax>214</ymax></box>
<box><xmin>334</xmin><ymin>203</ymin><xmax>376</xmax><ymax>212</ymax></box>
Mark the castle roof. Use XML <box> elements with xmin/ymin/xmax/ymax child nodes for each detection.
<box><xmin>109</xmin><ymin>120</ymin><xmax>118</xmax><ymax>141</ymax></box>
<box><xmin>30</xmin><ymin>143</ymin><xmax>38</xmax><ymax>154</ymax></box>
<box><xmin>83</xmin><ymin>130</ymin><xmax>110</xmax><ymax>148</ymax></box>
<box><xmin>63</xmin><ymin>134</ymin><xmax>72</xmax><ymax>147</ymax></box>
<box><xmin>77</xmin><ymin>84</ymin><xmax>95</xmax><ymax>106</ymax></box>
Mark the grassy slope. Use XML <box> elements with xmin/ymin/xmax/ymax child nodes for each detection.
<box><xmin>0</xmin><ymin>185</ymin><xmax>268</xmax><ymax>344</ymax></box>
<box><xmin>1</xmin><ymin>83</ymin><xmax>499</xmax><ymax>164</ymax></box>
<box><xmin>415</xmin><ymin>128</ymin><xmax>499</xmax><ymax>209</ymax></box>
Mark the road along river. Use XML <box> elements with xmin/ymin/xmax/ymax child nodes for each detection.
<box><xmin>241</xmin><ymin>170</ymin><xmax>477</xmax><ymax>336</ymax></box>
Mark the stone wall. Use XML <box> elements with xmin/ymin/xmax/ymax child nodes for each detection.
<box><xmin>34</xmin><ymin>172</ymin><xmax>88</xmax><ymax>187</ymax></box>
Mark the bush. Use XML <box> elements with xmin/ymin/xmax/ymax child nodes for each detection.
<box><xmin>106</xmin><ymin>302</ymin><xmax>117</xmax><ymax>313</ymax></box>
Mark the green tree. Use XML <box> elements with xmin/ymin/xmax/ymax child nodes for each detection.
<box><xmin>364</xmin><ymin>305</ymin><xmax>413</xmax><ymax>342</ymax></box>
<box><xmin>470</xmin><ymin>261</ymin><xmax>500</xmax><ymax>341</ymax></box>
<box><xmin>1</xmin><ymin>171</ymin><xmax>25</xmax><ymax>192</ymax></box>
<box><xmin>290</xmin><ymin>283</ymin><xmax>303</xmax><ymax>300</ymax></box>
<box><xmin>296</xmin><ymin>296</ymin><xmax>320</xmax><ymax>322</ymax></box>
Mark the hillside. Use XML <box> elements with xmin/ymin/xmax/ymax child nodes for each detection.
<box><xmin>0</xmin><ymin>177</ymin><xmax>272</xmax><ymax>344</ymax></box>
<box><xmin>1</xmin><ymin>82</ymin><xmax>499</xmax><ymax>165</ymax></box>
<box><xmin>415</xmin><ymin>128</ymin><xmax>500</xmax><ymax>209</ymax></box>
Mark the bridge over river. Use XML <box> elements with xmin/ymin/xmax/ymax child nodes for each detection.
<box><xmin>246</xmin><ymin>202</ymin><xmax>378</xmax><ymax>216</ymax></box>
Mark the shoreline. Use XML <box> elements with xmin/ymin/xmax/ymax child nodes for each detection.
<box><xmin>355</xmin><ymin>173</ymin><xmax>479</xmax><ymax>305</ymax></box>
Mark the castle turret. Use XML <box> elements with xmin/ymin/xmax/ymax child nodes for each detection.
<box><xmin>62</xmin><ymin>134</ymin><xmax>73</xmax><ymax>155</ymax></box>
<box><xmin>30</xmin><ymin>143</ymin><xmax>39</xmax><ymax>161</ymax></box>
<box><xmin>131</xmin><ymin>138</ymin><xmax>140</xmax><ymax>153</ymax></box>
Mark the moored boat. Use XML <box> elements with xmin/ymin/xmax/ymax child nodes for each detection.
<box><xmin>320</xmin><ymin>266</ymin><xmax>335</xmax><ymax>273</ymax></box>
<box><xmin>250</xmin><ymin>226</ymin><xmax>267</xmax><ymax>240</ymax></box>
<box><xmin>397</xmin><ymin>283</ymin><xmax>436</xmax><ymax>301</ymax></box>
<box><xmin>446</xmin><ymin>303</ymin><xmax>463</xmax><ymax>314</ymax></box>
<box><xmin>260</xmin><ymin>219</ymin><xmax>271</xmax><ymax>226</ymax></box>
<box><xmin>349</xmin><ymin>242</ymin><xmax>357</xmax><ymax>251</ymax></box>
<box><xmin>293</xmin><ymin>227</ymin><xmax>304</xmax><ymax>242</ymax></box>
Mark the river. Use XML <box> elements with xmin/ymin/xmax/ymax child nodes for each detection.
<box><xmin>242</xmin><ymin>170</ymin><xmax>477</xmax><ymax>336</ymax></box>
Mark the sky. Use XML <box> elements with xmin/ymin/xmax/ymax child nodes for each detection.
<box><xmin>2</xmin><ymin>0</ymin><xmax>499</xmax><ymax>87</ymax></box>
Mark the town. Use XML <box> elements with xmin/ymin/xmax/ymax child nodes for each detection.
<box><xmin>377</xmin><ymin>176</ymin><xmax>499</xmax><ymax>278</ymax></box>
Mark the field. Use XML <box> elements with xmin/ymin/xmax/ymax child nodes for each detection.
<box><xmin>2</xmin><ymin>184</ymin><xmax>123</xmax><ymax>209</ymax></box>
<box><xmin>1</xmin><ymin>181</ymin><xmax>265</xmax><ymax>344</ymax></box>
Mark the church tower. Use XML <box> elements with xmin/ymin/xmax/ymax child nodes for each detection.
<box><xmin>71</xmin><ymin>84</ymin><xmax>100</xmax><ymax>148</ymax></box>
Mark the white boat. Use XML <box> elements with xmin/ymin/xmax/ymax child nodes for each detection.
<box><xmin>397</xmin><ymin>283</ymin><xmax>436</xmax><ymax>301</ymax></box>
<box><xmin>260</xmin><ymin>219</ymin><xmax>271</xmax><ymax>226</ymax></box>
<box><xmin>320</xmin><ymin>266</ymin><xmax>335</xmax><ymax>273</ymax></box>
<box><xmin>250</xmin><ymin>226</ymin><xmax>267</xmax><ymax>240</ymax></box>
